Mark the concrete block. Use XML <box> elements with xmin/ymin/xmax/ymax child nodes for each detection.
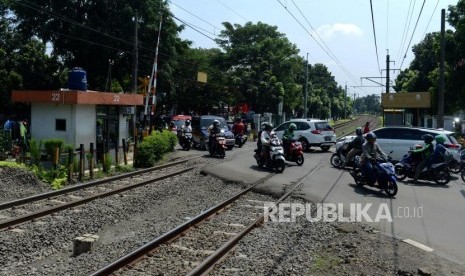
<box><xmin>73</xmin><ymin>234</ymin><xmax>99</xmax><ymax>256</ymax></box>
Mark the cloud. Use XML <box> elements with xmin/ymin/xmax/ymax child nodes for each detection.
<box><xmin>315</xmin><ymin>23</ymin><xmax>363</xmax><ymax>39</ymax></box>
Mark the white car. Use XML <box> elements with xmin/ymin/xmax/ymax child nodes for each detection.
<box><xmin>337</xmin><ymin>127</ymin><xmax>460</xmax><ymax>162</ymax></box>
<box><xmin>274</xmin><ymin>119</ymin><xmax>336</xmax><ymax>151</ymax></box>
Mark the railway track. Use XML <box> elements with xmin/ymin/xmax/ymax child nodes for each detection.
<box><xmin>89</xmin><ymin>162</ymin><xmax>324</xmax><ymax>276</ymax></box>
<box><xmin>336</xmin><ymin>115</ymin><xmax>380</xmax><ymax>139</ymax></box>
<box><xmin>0</xmin><ymin>155</ymin><xmax>202</xmax><ymax>231</ymax></box>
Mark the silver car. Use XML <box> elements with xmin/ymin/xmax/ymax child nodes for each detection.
<box><xmin>274</xmin><ymin>119</ymin><xmax>336</xmax><ymax>151</ymax></box>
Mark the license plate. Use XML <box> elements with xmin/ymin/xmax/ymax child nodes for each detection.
<box><xmin>324</xmin><ymin>136</ymin><xmax>332</xmax><ymax>141</ymax></box>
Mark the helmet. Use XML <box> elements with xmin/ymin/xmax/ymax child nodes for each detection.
<box><xmin>355</xmin><ymin>127</ymin><xmax>362</xmax><ymax>136</ymax></box>
<box><xmin>365</xmin><ymin>132</ymin><xmax>376</xmax><ymax>141</ymax></box>
<box><xmin>289</xmin><ymin>123</ymin><xmax>297</xmax><ymax>131</ymax></box>
<box><xmin>235</xmin><ymin>117</ymin><xmax>242</xmax><ymax>123</ymax></box>
<box><xmin>435</xmin><ymin>134</ymin><xmax>446</xmax><ymax>144</ymax></box>
<box><xmin>422</xmin><ymin>134</ymin><xmax>434</xmax><ymax>144</ymax></box>
<box><xmin>185</xmin><ymin>120</ymin><xmax>190</xmax><ymax>126</ymax></box>
<box><xmin>213</xmin><ymin>119</ymin><xmax>220</xmax><ymax>126</ymax></box>
<box><xmin>263</xmin><ymin>122</ymin><xmax>273</xmax><ymax>131</ymax></box>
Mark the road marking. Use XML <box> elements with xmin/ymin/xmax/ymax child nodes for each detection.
<box><xmin>403</xmin><ymin>239</ymin><xmax>434</xmax><ymax>252</ymax></box>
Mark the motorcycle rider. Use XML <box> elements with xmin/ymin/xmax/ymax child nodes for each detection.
<box><xmin>256</xmin><ymin>122</ymin><xmax>267</xmax><ymax>154</ymax></box>
<box><xmin>208</xmin><ymin>119</ymin><xmax>222</xmax><ymax>149</ymax></box>
<box><xmin>260</xmin><ymin>122</ymin><xmax>274</xmax><ymax>160</ymax></box>
<box><xmin>360</xmin><ymin>132</ymin><xmax>388</xmax><ymax>185</ymax></box>
<box><xmin>181</xmin><ymin>120</ymin><xmax>192</xmax><ymax>134</ymax></box>
<box><xmin>425</xmin><ymin>134</ymin><xmax>448</xmax><ymax>169</ymax></box>
<box><xmin>342</xmin><ymin>127</ymin><xmax>365</xmax><ymax>168</ymax></box>
<box><xmin>412</xmin><ymin>134</ymin><xmax>434</xmax><ymax>182</ymax></box>
<box><xmin>282</xmin><ymin>123</ymin><xmax>296</xmax><ymax>156</ymax></box>
<box><xmin>232</xmin><ymin>117</ymin><xmax>244</xmax><ymax>136</ymax></box>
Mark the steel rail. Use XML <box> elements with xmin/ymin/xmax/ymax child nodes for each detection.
<box><xmin>0</xmin><ymin>155</ymin><xmax>201</xmax><ymax>211</ymax></box>
<box><xmin>0</xmin><ymin>166</ymin><xmax>195</xmax><ymax>231</ymax></box>
<box><xmin>186</xmin><ymin>162</ymin><xmax>324</xmax><ymax>276</ymax></box>
<box><xmin>89</xmin><ymin>173</ymin><xmax>276</xmax><ymax>276</ymax></box>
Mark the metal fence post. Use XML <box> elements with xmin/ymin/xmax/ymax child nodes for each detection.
<box><xmin>89</xmin><ymin>143</ymin><xmax>94</xmax><ymax>179</ymax></box>
<box><xmin>79</xmin><ymin>144</ymin><xmax>84</xmax><ymax>181</ymax></box>
<box><xmin>122</xmin><ymin>139</ymin><xmax>127</xmax><ymax>165</ymax></box>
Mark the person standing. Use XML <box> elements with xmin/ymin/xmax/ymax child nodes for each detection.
<box><xmin>363</xmin><ymin>122</ymin><xmax>370</xmax><ymax>134</ymax></box>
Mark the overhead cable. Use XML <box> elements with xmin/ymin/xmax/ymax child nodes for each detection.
<box><xmin>400</xmin><ymin>0</ymin><xmax>426</xmax><ymax>69</ymax></box>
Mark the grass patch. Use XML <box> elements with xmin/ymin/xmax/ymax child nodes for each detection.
<box><xmin>0</xmin><ymin>161</ymin><xmax>28</xmax><ymax>170</ymax></box>
<box><xmin>310</xmin><ymin>252</ymin><xmax>341</xmax><ymax>273</ymax></box>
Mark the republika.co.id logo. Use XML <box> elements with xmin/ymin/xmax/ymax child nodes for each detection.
<box><xmin>263</xmin><ymin>202</ymin><xmax>423</xmax><ymax>223</ymax></box>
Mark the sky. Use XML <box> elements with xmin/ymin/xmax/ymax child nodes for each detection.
<box><xmin>169</xmin><ymin>0</ymin><xmax>458</xmax><ymax>97</ymax></box>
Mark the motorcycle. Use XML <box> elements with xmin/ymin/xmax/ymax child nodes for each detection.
<box><xmin>394</xmin><ymin>150</ymin><xmax>451</xmax><ymax>185</ymax></box>
<box><xmin>350</xmin><ymin>153</ymin><xmax>398</xmax><ymax>197</ymax></box>
<box><xmin>179</xmin><ymin>132</ymin><xmax>193</xmax><ymax>151</ymax></box>
<box><xmin>235</xmin><ymin>133</ymin><xmax>247</xmax><ymax>148</ymax></box>
<box><xmin>330</xmin><ymin>138</ymin><xmax>353</xmax><ymax>168</ymax></box>
<box><xmin>254</xmin><ymin>136</ymin><xmax>286</xmax><ymax>173</ymax></box>
<box><xmin>207</xmin><ymin>132</ymin><xmax>226</xmax><ymax>158</ymax></box>
<box><xmin>284</xmin><ymin>139</ymin><xmax>304</xmax><ymax>166</ymax></box>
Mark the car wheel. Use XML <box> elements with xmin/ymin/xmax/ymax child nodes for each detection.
<box><xmin>299</xmin><ymin>138</ymin><xmax>309</xmax><ymax>152</ymax></box>
<box><xmin>462</xmin><ymin>169</ymin><xmax>465</xmax><ymax>183</ymax></box>
<box><xmin>320</xmin><ymin>145</ymin><xmax>331</xmax><ymax>152</ymax></box>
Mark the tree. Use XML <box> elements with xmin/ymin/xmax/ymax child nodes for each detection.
<box><xmin>215</xmin><ymin>21</ymin><xmax>301</xmax><ymax>114</ymax></box>
<box><xmin>8</xmin><ymin>0</ymin><xmax>190</xmax><ymax>104</ymax></box>
<box><xmin>0</xmin><ymin>2</ymin><xmax>63</xmax><ymax>118</ymax></box>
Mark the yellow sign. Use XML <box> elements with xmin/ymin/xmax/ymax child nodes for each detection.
<box><xmin>197</xmin><ymin>72</ymin><xmax>207</xmax><ymax>83</ymax></box>
<box><xmin>381</xmin><ymin>92</ymin><xmax>431</xmax><ymax>108</ymax></box>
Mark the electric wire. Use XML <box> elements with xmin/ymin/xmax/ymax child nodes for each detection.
<box><xmin>276</xmin><ymin>0</ymin><xmax>360</xmax><ymax>87</ymax></box>
<box><xmin>395</xmin><ymin>0</ymin><xmax>415</xmax><ymax>64</ymax></box>
<box><xmin>400</xmin><ymin>0</ymin><xmax>426</xmax><ymax>70</ymax></box>
<box><xmin>420</xmin><ymin>0</ymin><xmax>440</xmax><ymax>39</ymax></box>
<box><xmin>215</xmin><ymin>0</ymin><xmax>248</xmax><ymax>22</ymax></box>
<box><xmin>290</xmin><ymin>0</ymin><xmax>358</xmax><ymax>83</ymax></box>
<box><xmin>169</xmin><ymin>0</ymin><xmax>222</xmax><ymax>33</ymax></box>
<box><xmin>369</xmin><ymin>0</ymin><xmax>382</xmax><ymax>75</ymax></box>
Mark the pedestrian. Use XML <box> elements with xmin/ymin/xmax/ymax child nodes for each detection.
<box><xmin>363</xmin><ymin>122</ymin><xmax>370</xmax><ymax>134</ymax></box>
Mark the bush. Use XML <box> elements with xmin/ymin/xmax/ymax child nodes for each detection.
<box><xmin>28</xmin><ymin>139</ymin><xmax>42</xmax><ymax>165</ymax></box>
<box><xmin>135</xmin><ymin>130</ymin><xmax>178</xmax><ymax>168</ymax></box>
<box><xmin>43</xmin><ymin>138</ymin><xmax>65</xmax><ymax>157</ymax></box>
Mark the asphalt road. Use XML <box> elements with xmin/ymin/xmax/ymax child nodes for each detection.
<box><xmin>200</xmin><ymin>141</ymin><xmax>465</xmax><ymax>266</ymax></box>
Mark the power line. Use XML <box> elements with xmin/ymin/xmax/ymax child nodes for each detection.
<box><xmin>420</xmin><ymin>0</ymin><xmax>440</xmax><ymax>39</ymax></box>
<box><xmin>277</xmin><ymin>0</ymin><xmax>359</xmax><ymax>87</ymax></box>
<box><xmin>400</xmin><ymin>0</ymin><xmax>427</xmax><ymax>70</ymax></box>
<box><xmin>395</xmin><ymin>0</ymin><xmax>415</xmax><ymax>63</ymax></box>
<box><xmin>290</xmin><ymin>0</ymin><xmax>356</xmax><ymax>82</ymax></box>
<box><xmin>215</xmin><ymin>0</ymin><xmax>248</xmax><ymax>22</ymax></box>
<box><xmin>172</xmin><ymin>15</ymin><xmax>217</xmax><ymax>42</ymax></box>
<box><xmin>168</xmin><ymin>0</ymin><xmax>222</xmax><ymax>32</ymax></box>
<box><xmin>369</xmin><ymin>0</ymin><xmax>381</xmax><ymax>74</ymax></box>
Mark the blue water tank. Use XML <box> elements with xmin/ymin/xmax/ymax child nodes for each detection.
<box><xmin>68</xmin><ymin>67</ymin><xmax>87</xmax><ymax>91</ymax></box>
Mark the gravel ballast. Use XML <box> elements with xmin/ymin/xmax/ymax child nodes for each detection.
<box><xmin>1</xmin><ymin>150</ymin><xmax>464</xmax><ymax>275</ymax></box>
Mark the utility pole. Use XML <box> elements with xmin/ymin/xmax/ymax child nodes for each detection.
<box><xmin>132</xmin><ymin>9</ymin><xmax>138</xmax><ymax>139</ymax></box>
<box><xmin>344</xmin><ymin>84</ymin><xmax>347</xmax><ymax>119</ymax></box>
<box><xmin>386</xmin><ymin>54</ymin><xmax>390</xmax><ymax>94</ymax></box>
<box><xmin>303</xmin><ymin>53</ymin><xmax>308</xmax><ymax>118</ymax></box>
<box><xmin>438</xmin><ymin>9</ymin><xmax>445</xmax><ymax>128</ymax></box>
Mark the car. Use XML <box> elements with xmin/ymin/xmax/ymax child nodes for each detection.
<box><xmin>170</xmin><ymin>115</ymin><xmax>192</xmax><ymax>130</ymax></box>
<box><xmin>337</xmin><ymin>127</ymin><xmax>460</xmax><ymax>162</ymax></box>
<box><xmin>273</xmin><ymin>119</ymin><xmax>336</xmax><ymax>152</ymax></box>
<box><xmin>191</xmin><ymin>115</ymin><xmax>235</xmax><ymax>150</ymax></box>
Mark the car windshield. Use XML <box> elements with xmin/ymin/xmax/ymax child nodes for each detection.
<box><xmin>315</xmin><ymin>122</ymin><xmax>333</xmax><ymax>131</ymax></box>
<box><xmin>172</xmin><ymin>120</ymin><xmax>186</xmax><ymax>129</ymax></box>
<box><xmin>200</xmin><ymin>118</ymin><xmax>228</xmax><ymax>130</ymax></box>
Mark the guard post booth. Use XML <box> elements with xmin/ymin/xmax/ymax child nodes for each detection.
<box><xmin>11</xmin><ymin>90</ymin><xmax>143</xmax><ymax>163</ymax></box>
<box><xmin>381</xmin><ymin>92</ymin><xmax>431</xmax><ymax>127</ymax></box>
